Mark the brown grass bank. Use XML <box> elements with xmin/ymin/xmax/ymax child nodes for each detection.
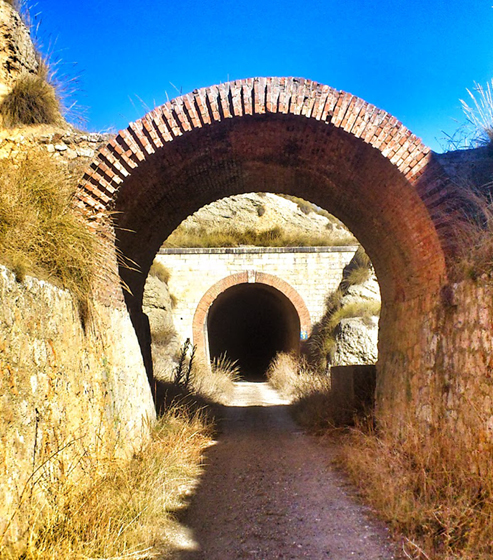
<box><xmin>0</xmin><ymin>406</ymin><xmax>214</xmax><ymax>559</ymax></box>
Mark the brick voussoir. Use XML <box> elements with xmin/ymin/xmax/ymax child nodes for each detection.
<box><xmin>161</xmin><ymin>103</ymin><xmax>183</xmax><ymax>136</ymax></box>
<box><xmin>120</xmin><ymin>128</ymin><xmax>146</xmax><ymax>162</ymax></box>
<box><xmin>194</xmin><ymin>89</ymin><xmax>212</xmax><ymax>125</ymax></box>
<box><xmin>171</xmin><ymin>98</ymin><xmax>193</xmax><ymax>132</ymax></box>
<box><xmin>183</xmin><ymin>93</ymin><xmax>202</xmax><ymax>128</ymax></box>
<box><xmin>128</xmin><ymin>121</ymin><xmax>155</xmax><ymax>156</ymax></box>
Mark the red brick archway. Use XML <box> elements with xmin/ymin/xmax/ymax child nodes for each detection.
<box><xmin>79</xmin><ymin>76</ymin><xmax>459</xmax><ymax>308</ymax></box>
<box><xmin>192</xmin><ymin>272</ymin><xmax>311</xmax><ymax>359</ymax></box>
<box><xmin>78</xmin><ymin>76</ymin><xmax>464</xmax><ymax>417</ymax></box>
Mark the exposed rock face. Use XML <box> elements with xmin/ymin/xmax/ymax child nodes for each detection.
<box><xmin>0</xmin><ymin>1</ymin><xmax>38</xmax><ymax>102</ymax></box>
<box><xmin>142</xmin><ymin>272</ymin><xmax>179</xmax><ymax>380</ymax></box>
<box><xmin>0</xmin><ymin>265</ymin><xmax>155</xmax><ymax>543</ymax></box>
<box><xmin>142</xmin><ymin>273</ymin><xmax>175</xmax><ymax>335</ymax></box>
<box><xmin>331</xmin><ymin>272</ymin><xmax>380</xmax><ymax>366</ymax></box>
<box><xmin>177</xmin><ymin>192</ymin><xmax>352</xmax><ymax>240</ymax></box>
<box><xmin>339</xmin><ymin>275</ymin><xmax>380</xmax><ymax>307</ymax></box>
<box><xmin>333</xmin><ymin>316</ymin><xmax>379</xmax><ymax>365</ymax></box>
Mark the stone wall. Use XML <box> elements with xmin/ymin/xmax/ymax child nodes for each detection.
<box><xmin>377</xmin><ymin>276</ymin><xmax>493</xmax><ymax>468</ymax></box>
<box><xmin>0</xmin><ymin>265</ymin><xmax>155</xmax><ymax>543</ymax></box>
<box><xmin>0</xmin><ymin>127</ymin><xmax>110</xmax><ymax>163</ymax></box>
<box><xmin>155</xmin><ymin>246</ymin><xmax>357</xmax><ymax>347</ymax></box>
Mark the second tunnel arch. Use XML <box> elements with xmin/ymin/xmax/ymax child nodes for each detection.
<box><xmin>192</xmin><ymin>272</ymin><xmax>311</xmax><ymax>377</ymax></box>
<box><xmin>79</xmin><ymin>76</ymin><xmax>463</xmax><ymax>418</ymax></box>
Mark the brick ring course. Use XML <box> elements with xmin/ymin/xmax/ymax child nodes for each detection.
<box><xmin>192</xmin><ymin>272</ymin><xmax>311</xmax><ymax>358</ymax></box>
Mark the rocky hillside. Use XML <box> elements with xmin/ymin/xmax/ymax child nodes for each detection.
<box><xmin>0</xmin><ymin>0</ymin><xmax>37</xmax><ymax>103</ymax></box>
<box><xmin>306</xmin><ymin>248</ymin><xmax>380</xmax><ymax>370</ymax></box>
<box><xmin>164</xmin><ymin>192</ymin><xmax>356</xmax><ymax>247</ymax></box>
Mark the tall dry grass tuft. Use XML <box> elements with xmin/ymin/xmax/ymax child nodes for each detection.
<box><xmin>460</xmin><ymin>79</ymin><xmax>493</xmax><ymax>147</ymax></box>
<box><xmin>0</xmin><ymin>150</ymin><xmax>103</xmax><ymax>317</ymax></box>
<box><xmin>338</xmin><ymin>418</ymin><xmax>493</xmax><ymax>558</ymax></box>
<box><xmin>193</xmin><ymin>353</ymin><xmax>240</xmax><ymax>403</ymax></box>
<box><xmin>0</xmin><ymin>407</ymin><xmax>213</xmax><ymax>559</ymax></box>
<box><xmin>153</xmin><ymin>339</ymin><xmax>240</xmax><ymax>416</ymax></box>
<box><xmin>149</xmin><ymin>260</ymin><xmax>171</xmax><ymax>284</ymax></box>
<box><xmin>266</xmin><ymin>352</ymin><xmax>347</xmax><ymax>432</ymax></box>
<box><xmin>0</xmin><ymin>72</ymin><xmax>62</xmax><ymax>128</ymax></box>
<box><xmin>451</xmin><ymin>184</ymin><xmax>493</xmax><ymax>281</ymax></box>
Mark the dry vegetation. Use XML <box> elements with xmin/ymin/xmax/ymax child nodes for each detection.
<box><xmin>268</xmin><ymin>353</ymin><xmax>493</xmax><ymax>558</ymax></box>
<box><xmin>338</xmin><ymin>419</ymin><xmax>493</xmax><ymax>559</ymax></box>
<box><xmin>149</xmin><ymin>260</ymin><xmax>171</xmax><ymax>284</ymax></box>
<box><xmin>0</xmin><ymin>71</ymin><xmax>62</xmax><ymax>128</ymax></box>
<box><xmin>153</xmin><ymin>338</ymin><xmax>240</xmax><ymax>413</ymax></box>
<box><xmin>0</xmin><ymin>0</ymin><xmax>64</xmax><ymax>129</ymax></box>
<box><xmin>451</xmin><ymin>185</ymin><xmax>493</xmax><ymax>281</ymax></box>
<box><xmin>0</xmin><ymin>150</ymin><xmax>102</xmax><ymax>316</ymax></box>
<box><xmin>164</xmin><ymin>224</ymin><xmax>356</xmax><ymax>248</ymax></box>
<box><xmin>307</xmin><ymin>247</ymin><xmax>379</xmax><ymax>371</ymax></box>
<box><xmin>266</xmin><ymin>353</ymin><xmax>349</xmax><ymax>432</ymax></box>
<box><xmin>460</xmin><ymin>79</ymin><xmax>493</xmax><ymax>148</ymax></box>
<box><xmin>0</xmin><ymin>407</ymin><xmax>213</xmax><ymax>559</ymax></box>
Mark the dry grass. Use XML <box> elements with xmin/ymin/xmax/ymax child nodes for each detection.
<box><xmin>338</xmin><ymin>418</ymin><xmax>493</xmax><ymax>559</ymax></box>
<box><xmin>266</xmin><ymin>352</ymin><xmax>353</xmax><ymax>432</ymax></box>
<box><xmin>149</xmin><ymin>261</ymin><xmax>171</xmax><ymax>284</ymax></box>
<box><xmin>0</xmin><ymin>406</ymin><xmax>213</xmax><ymax>559</ymax></box>
<box><xmin>460</xmin><ymin>79</ymin><xmax>493</xmax><ymax>147</ymax></box>
<box><xmin>164</xmin><ymin>225</ymin><xmax>356</xmax><ymax>248</ymax></box>
<box><xmin>152</xmin><ymin>338</ymin><xmax>240</xmax><ymax>409</ymax></box>
<box><xmin>451</xmin><ymin>186</ymin><xmax>493</xmax><ymax>281</ymax></box>
<box><xmin>0</xmin><ymin>72</ymin><xmax>62</xmax><ymax>128</ymax></box>
<box><xmin>192</xmin><ymin>354</ymin><xmax>240</xmax><ymax>403</ymax></box>
<box><xmin>0</xmin><ymin>150</ymin><xmax>101</xmax><ymax>316</ymax></box>
<box><xmin>342</xmin><ymin>246</ymin><xmax>372</xmax><ymax>287</ymax></box>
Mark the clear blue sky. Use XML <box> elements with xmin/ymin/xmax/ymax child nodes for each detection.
<box><xmin>31</xmin><ymin>0</ymin><xmax>493</xmax><ymax>152</ymax></box>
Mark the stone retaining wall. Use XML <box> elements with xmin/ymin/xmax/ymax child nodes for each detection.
<box><xmin>0</xmin><ymin>265</ymin><xmax>154</xmax><ymax>543</ymax></box>
<box><xmin>156</xmin><ymin>246</ymin><xmax>358</xmax><ymax>346</ymax></box>
<box><xmin>378</xmin><ymin>276</ymin><xmax>493</xmax><ymax>469</ymax></box>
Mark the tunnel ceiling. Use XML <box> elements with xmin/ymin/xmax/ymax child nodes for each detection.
<box><xmin>79</xmin><ymin>77</ymin><xmax>461</xmax><ymax>309</ymax></box>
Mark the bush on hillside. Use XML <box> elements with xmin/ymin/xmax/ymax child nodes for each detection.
<box><xmin>0</xmin><ymin>72</ymin><xmax>62</xmax><ymax>128</ymax></box>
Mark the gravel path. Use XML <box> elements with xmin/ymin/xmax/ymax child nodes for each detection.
<box><xmin>173</xmin><ymin>382</ymin><xmax>400</xmax><ymax>559</ymax></box>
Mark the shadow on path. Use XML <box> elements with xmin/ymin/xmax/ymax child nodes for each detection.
<box><xmin>168</xmin><ymin>382</ymin><xmax>399</xmax><ymax>560</ymax></box>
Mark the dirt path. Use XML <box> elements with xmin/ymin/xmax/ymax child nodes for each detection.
<box><xmin>172</xmin><ymin>382</ymin><xmax>400</xmax><ymax>559</ymax></box>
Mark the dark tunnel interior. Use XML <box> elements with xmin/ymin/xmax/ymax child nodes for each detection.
<box><xmin>207</xmin><ymin>283</ymin><xmax>301</xmax><ymax>380</ymax></box>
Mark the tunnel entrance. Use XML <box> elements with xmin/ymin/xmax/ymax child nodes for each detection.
<box><xmin>207</xmin><ymin>283</ymin><xmax>301</xmax><ymax>380</ymax></box>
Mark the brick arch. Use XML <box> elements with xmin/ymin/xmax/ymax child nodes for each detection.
<box><xmin>77</xmin><ymin>76</ymin><xmax>465</xmax><ymax>418</ymax></box>
<box><xmin>78</xmin><ymin>76</ymin><xmax>460</xmax><ymax>309</ymax></box>
<box><xmin>192</xmin><ymin>272</ymin><xmax>311</xmax><ymax>358</ymax></box>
